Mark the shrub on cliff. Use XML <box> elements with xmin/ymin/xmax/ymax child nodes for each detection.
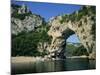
<box><xmin>60</xmin><ymin>6</ymin><xmax>96</xmax><ymax>24</ymax></box>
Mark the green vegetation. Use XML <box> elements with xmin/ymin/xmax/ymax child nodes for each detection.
<box><xmin>11</xmin><ymin>4</ymin><xmax>32</xmax><ymax>20</ymax></box>
<box><xmin>66</xmin><ymin>44</ymin><xmax>88</xmax><ymax>56</ymax></box>
<box><xmin>12</xmin><ymin>24</ymin><xmax>51</xmax><ymax>57</ymax></box>
<box><xmin>66</xmin><ymin>44</ymin><xmax>77</xmax><ymax>56</ymax></box>
<box><xmin>12</xmin><ymin>12</ymin><xmax>32</xmax><ymax>20</ymax></box>
<box><xmin>72</xmin><ymin>45</ymin><xmax>89</xmax><ymax>56</ymax></box>
<box><xmin>60</xmin><ymin>14</ymin><xmax>69</xmax><ymax>24</ymax></box>
<box><xmin>11</xmin><ymin>4</ymin><xmax>21</xmax><ymax>10</ymax></box>
<box><xmin>60</xmin><ymin>6</ymin><xmax>96</xmax><ymax>24</ymax></box>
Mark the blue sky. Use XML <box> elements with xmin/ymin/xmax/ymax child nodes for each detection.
<box><xmin>11</xmin><ymin>0</ymin><xmax>81</xmax><ymax>43</ymax></box>
<box><xmin>67</xmin><ymin>34</ymin><xmax>80</xmax><ymax>43</ymax></box>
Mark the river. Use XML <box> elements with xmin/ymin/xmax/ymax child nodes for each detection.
<box><xmin>11</xmin><ymin>58</ymin><xmax>96</xmax><ymax>74</ymax></box>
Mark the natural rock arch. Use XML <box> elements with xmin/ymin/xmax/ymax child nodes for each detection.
<box><xmin>47</xmin><ymin>6</ymin><xmax>96</xmax><ymax>59</ymax></box>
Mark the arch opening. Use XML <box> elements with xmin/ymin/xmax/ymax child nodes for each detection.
<box><xmin>65</xmin><ymin>34</ymin><xmax>88</xmax><ymax>57</ymax></box>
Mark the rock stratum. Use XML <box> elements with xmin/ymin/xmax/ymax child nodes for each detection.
<box><xmin>11</xmin><ymin>4</ymin><xmax>96</xmax><ymax>60</ymax></box>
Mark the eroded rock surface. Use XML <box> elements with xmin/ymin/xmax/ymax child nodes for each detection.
<box><xmin>11</xmin><ymin>4</ymin><xmax>45</xmax><ymax>35</ymax></box>
<box><xmin>47</xmin><ymin>6</ymin><xmax>96</xmax><ymax>59</ymax></box>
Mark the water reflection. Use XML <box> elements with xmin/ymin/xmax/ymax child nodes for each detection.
<box><xmin>11</xmin><ymin>58</ymin><xmax>95</xmax><ymax>74</ymax></box>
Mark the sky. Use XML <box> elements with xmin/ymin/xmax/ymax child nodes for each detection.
<box><xmin>11</xmin><ymin>0</ymin><xmax>81</xmax><ymax>43</ymax></box>
<box><xmin>67</xmin><ymin>34</ymin><xmax>80</xmax><ymax>43</ymax></box>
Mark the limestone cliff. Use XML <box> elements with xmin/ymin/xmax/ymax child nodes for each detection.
<box><xmin>47</xmin><ymin>6</ymin><xmax>96</xmax><ymax>59</ymax></box>
<box><xmin>11</xmin><ymin>4</ymin><xmax>45</xmax><ymax>35</ymax></box>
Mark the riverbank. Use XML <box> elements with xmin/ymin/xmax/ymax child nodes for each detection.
<box><xmin>66</xmin><ymin>55</ymin><xmax>95</xmax><ymax>60</ymax></box>
<box><xmin>11</xmin><ymin>55</ymin><xmax>95</xmax><ymax>64</ymax></box>
<box><xmin>66</xmin><ymin>55</ymin><xmax>88</xmax><ymax>59</ymax></box>
<box><xmin>11</xmin><ymin>56</ymin><xmax>46</xmax><ymax>63</ymax></box>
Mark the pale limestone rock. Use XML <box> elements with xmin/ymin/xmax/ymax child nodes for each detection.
<box><xmin>11</xmin><ymin>4</ymin><xmax>44</xmax><ymax>35</ymax></box>
<box><xmin>11</xmin><ymin>14</ymin><xmax>44</xmax><ymax>35</ymax></box>
<box><xmin>37</xmin><ymin>42</ymin><xmax>50</xmax><ymax>53</ymax></box>
<box><xmin>18</xmin><ymin>4</ymin><xmax>29</xmax><ymax>14</ymax></box>
<box><xmin>47</xmin><ymin>6</ymin><xmax>96</xmax><ymax>59</ymax></box>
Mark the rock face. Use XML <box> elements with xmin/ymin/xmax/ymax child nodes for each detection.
<box><xmin>17</xmin><ymin>4</ymin><xmax>30</xmax><ymax>14</ymax></box>
<box><xmin>11</xmin><ymin>15</ymin><xmax>44</xmax><ymax>35</ymax></box>
<box><xmin>11</xmin><ymin>4</ymin><xmax>30</xmax><ymax>15</ymax></box>
<box><xmin>11</xmin><ymin>4</ymin><xmax>45</xmax><ymax>35</ymax></box>
<box><xmin>37</xmin><ymin>42</ymin><xmax>50</xmax><ymax>53</ymax></box>
<box><xmin>48</xmin><ymin>6</ymin><xmax>96</xmax><ymax>59</ymax></box>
